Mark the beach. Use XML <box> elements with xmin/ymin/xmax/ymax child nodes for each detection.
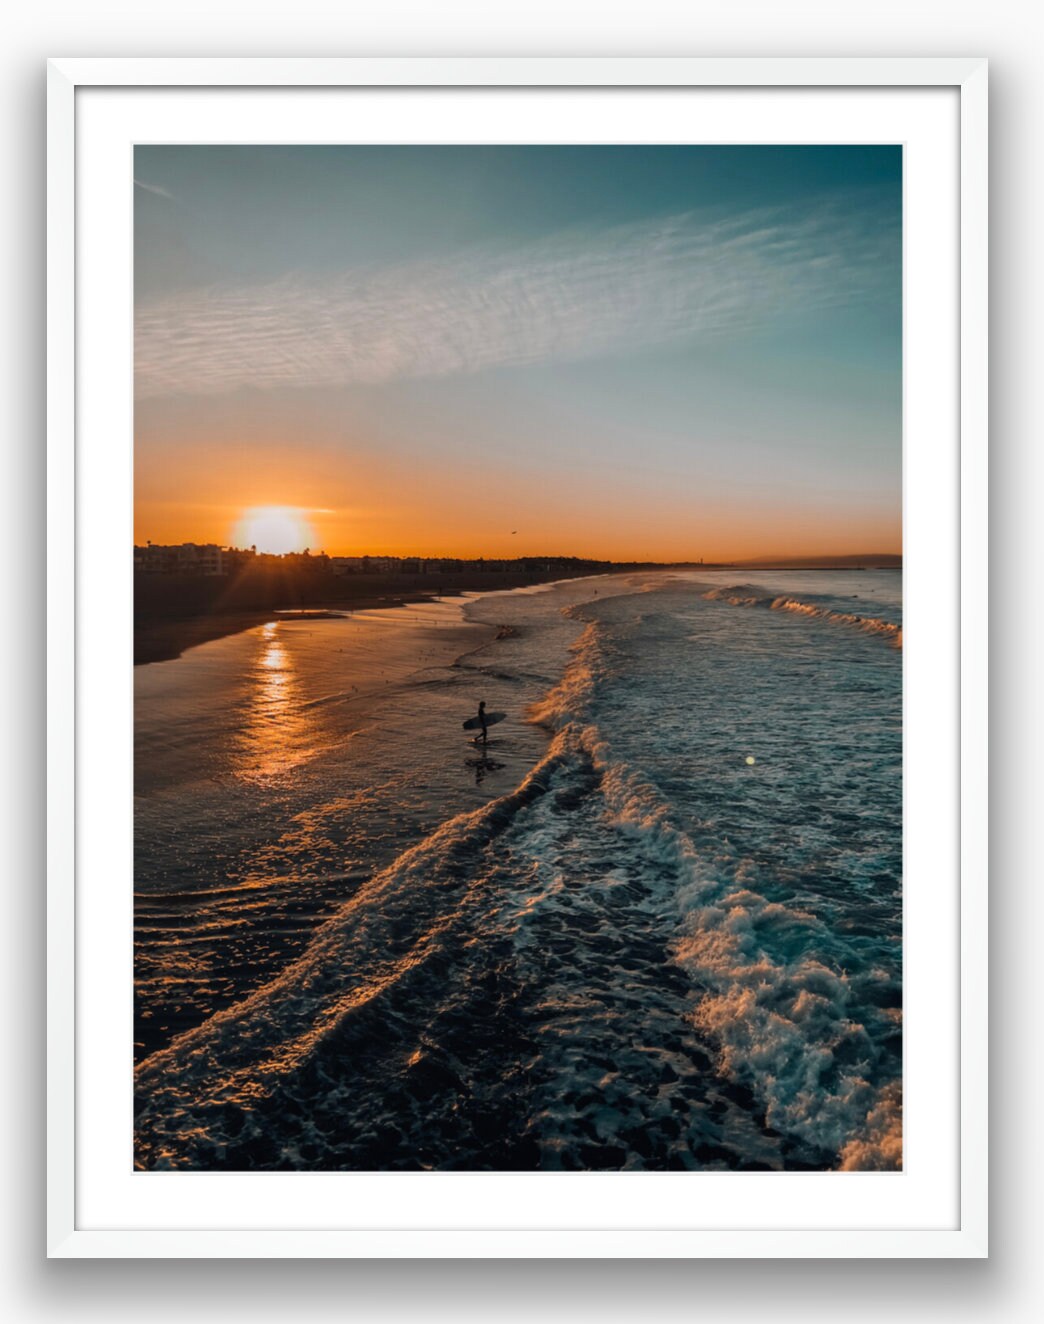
<box><xmin>134</xmin><ymin>568</ymin><xmax>608</xmax><ymax>665</ymax></box>
<box><xmin>134</xmin><ymin>570</ymin><xmax>902</xmax><ymax>1171</ymax></box>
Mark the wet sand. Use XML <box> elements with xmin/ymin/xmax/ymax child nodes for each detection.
<box><xmin>135</xmin><ymin>572</ymin><xmax>580</xmax><ymax>665</ymax></box>
<box><xmin>135</xmin><ymin>595</ymin><xmax>426</xmax><ymax>666</ymax></box>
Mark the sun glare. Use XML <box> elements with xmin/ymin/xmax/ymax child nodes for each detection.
<box><xmin>233</xmin><ymin>506</ymin><xmax>316</xmax><ymax>556</ymax></box>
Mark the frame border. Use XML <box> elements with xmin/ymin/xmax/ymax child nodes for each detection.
<box><xmin>46</xmin><ymin>55</ymin><xmax>988</xmax><ymax>1259</ymax></box>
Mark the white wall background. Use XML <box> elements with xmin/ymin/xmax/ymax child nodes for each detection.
<box><xmin>1</xmin><ymin>3</ymin><xmax>1036</xmax><ymax>1320</ymax></box>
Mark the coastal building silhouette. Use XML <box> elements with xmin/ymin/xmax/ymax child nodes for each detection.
<box><xmin>134</xmin><ymin>542</ymin><xmax>226</xmax><ymax>575</ymax></box>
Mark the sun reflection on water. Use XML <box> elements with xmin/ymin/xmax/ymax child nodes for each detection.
<box><xmin>236</xmin><ymin>623</ymin><xmax>316</xmax><ymax>781</ymax></box>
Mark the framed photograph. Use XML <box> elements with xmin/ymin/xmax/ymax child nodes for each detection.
<box><xmin>47</xmin><ymin>57</ymin><xmax>987</xmax><ymax>1258</ymax></box>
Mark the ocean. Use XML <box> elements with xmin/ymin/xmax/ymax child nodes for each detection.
<box><xmin>134</xmin><ymin>570</ymin><xmax>902</xmax><ymax>1171</ymax></box>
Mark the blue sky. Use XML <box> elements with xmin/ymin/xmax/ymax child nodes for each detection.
<box><xmin>134</xmin><ymin>145</ymin><xmax>901</xmax><ymax>559</ymax></box>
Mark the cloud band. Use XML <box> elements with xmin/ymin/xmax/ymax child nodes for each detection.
<box><xmin>135</xmin><ymin>206</ymin><xmax>897</xmax><ymax>399</ymax></box>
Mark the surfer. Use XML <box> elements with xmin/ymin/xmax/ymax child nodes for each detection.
<box><xmin>462</xmin><ymin>703</ymin><xmax>503</xmax><ymax>741</ymax></box>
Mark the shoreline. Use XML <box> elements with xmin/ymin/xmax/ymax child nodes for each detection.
<box><xmin>134</xmin><ymin>565</ymin><xmax>899</xmax><ymax>666</ymax></box>
<box><xmin>134</xmin><ymin>594</ymin><xmax>435</xmax><ymax>666</ymax></box>
<box><xmin>134</xmin><ymin>570</ymin><xmax>588</xmax><ymax>666</ymax></box>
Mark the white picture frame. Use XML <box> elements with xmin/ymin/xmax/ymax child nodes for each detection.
<box><xmin>47</xmin><ymin>56</ymin><xmax>988</xmax><ymax>1259</ymax></box>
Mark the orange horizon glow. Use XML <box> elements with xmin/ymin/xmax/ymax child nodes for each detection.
<box><xmin>133</xmin><ymin>501</ymin><xmax>900</xmax><ymax>564</ymax></box>
<box><xmin>134</xmin><ymin>430</ymin><xmax>900</xmax><ymax>564</ymax></box>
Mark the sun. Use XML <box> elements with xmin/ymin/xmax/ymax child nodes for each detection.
<box><xmin>232</xmin><ymin>506</ymin><xmax>316</xmax><ymax>556</ymax></box>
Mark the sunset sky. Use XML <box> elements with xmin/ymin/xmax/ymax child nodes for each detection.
<box><xmin>134</xmin><ymin>145</ymin><xmax>901</xmax><ymax>561</ymax></box>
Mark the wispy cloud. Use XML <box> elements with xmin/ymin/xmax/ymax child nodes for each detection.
<box><xmin>135</xmin><ymin>178</ymin><xmax>176</xmax><ymax>201</ymax></box>
<box><xmin>135</xmin><ymin>206</ymin><xmax>896</xmax><ymax>399</ymax></box>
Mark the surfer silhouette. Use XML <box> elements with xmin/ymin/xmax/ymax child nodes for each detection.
<box><xmin>462</xmin><ymin>701</ymin><xmax>503</xmax><ymax>742</ymax></box>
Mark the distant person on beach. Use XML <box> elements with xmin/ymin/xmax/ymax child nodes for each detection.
<box><xmin>477</xmin><ymin>700</ymin><xmax>488</xmax><ymax>743</ymax></box>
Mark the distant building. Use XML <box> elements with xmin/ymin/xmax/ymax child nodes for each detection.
<box><xmin>222</xmin><ymin>546</ymin><xmax>257</xmax><ymax>573</ymax></box>
<box><xmin>329</xmin><ymin>556</ymin><xmax>366</xmax><ymax>575</ymax></box>
<box><xmin>134</xmin><ymin>542</ymin><xmax>225</xmax><ymax>575</ymax></box>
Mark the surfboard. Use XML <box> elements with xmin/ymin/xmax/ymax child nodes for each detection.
<box><xmin>462</xmin><ymin>711</ymin><xmax>506</xmax><ymax>731</ymax></box>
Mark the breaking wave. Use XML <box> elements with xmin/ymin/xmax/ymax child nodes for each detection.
<box><xmin>530</xmin><ymin>619</ymin><xmax>902</xmax><ymax>1170</ymax></box>
<box><xmin>702</xmin><ymin>583</ymin><xmax>902</xmax><ymax>646</ymax></box>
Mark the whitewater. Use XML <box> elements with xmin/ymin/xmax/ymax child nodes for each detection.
<box><xmin>134</xmin><ymin>569</ymin><xmax>902</xmax><ymax>1171</ymax></box>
